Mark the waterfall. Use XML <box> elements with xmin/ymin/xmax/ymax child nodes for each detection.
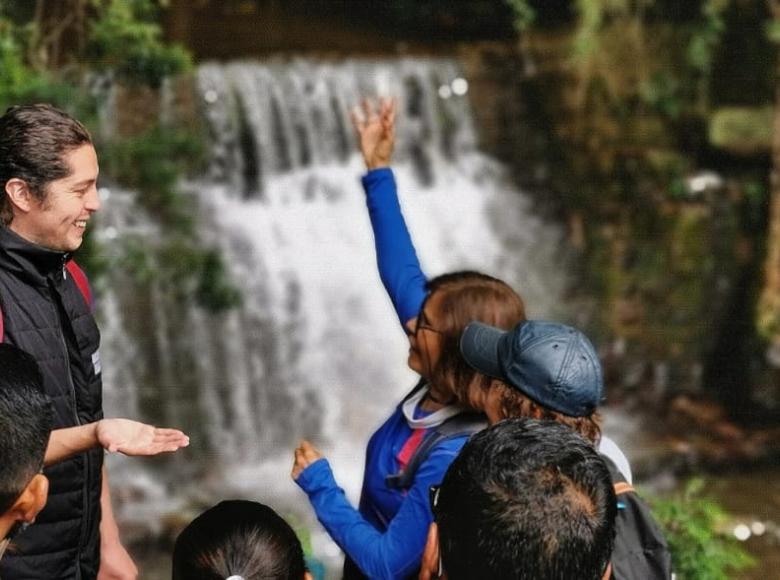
<box><xmin>97</xmin><ymin>57</ymin><xmax>567</xmax><ymax>538</ymax></box>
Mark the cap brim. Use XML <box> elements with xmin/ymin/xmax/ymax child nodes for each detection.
<box><xmin>460</xmin><ymin>321</ymin><xmax>506</xmax><ymax>380</ymax></box>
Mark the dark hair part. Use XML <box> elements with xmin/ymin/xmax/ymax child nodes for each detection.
<box><xmin>0</xmin><ymin>104</ymin><xmax>92</xmax><ymax>225</ymax></box>
<box><xmin>425</xmin><ymin>271</ymin><xmax>525</xmax><ymax>405</ymax></box>
<box><xmin>173</xmin><ymin>500</ymin><xmax>307</xmax><ymax>580</ymax></box>
<box><xmin>0</xmin><ymin>344</ymin><xmax>52</xmax><ymax>514</ymax></box>
<box><xmin>436</xmin><ymin>418</ymin><xmax>616</xmax><ymax>580</ymax></box>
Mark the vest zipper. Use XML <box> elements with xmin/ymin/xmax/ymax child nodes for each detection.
<box><xmin>52</xmin><ymin>274</ymin><xmax>91</xmax><ymax>576</ymax></box>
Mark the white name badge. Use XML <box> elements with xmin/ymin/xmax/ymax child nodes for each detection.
<box><xmin>92</xmin><ymin>349</ymin><xmax>102</xmax><ymax>376</ymax></box>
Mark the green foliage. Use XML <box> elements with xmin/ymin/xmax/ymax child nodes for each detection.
<box><xmin>195</xmin><ymin>249</ymin><xmax>242</xmax><ymax>312</ymax></box>
<box><xmin>686</xmin><ymin>0</ymin><xmax>730</xmax><ymax>111</ymax></box>
<box><xmin>118</xmin><ymin>236</ymin><xmax>242</xmax><ymax>314</ymax></box>
<box><xmin>644</xmin><ymin>149</ymin><xmax>690</xmax><ymax>195</ymax></box>
<box><xmin>101</xmin><ymin>128</ymin><xmax>241</xmax><ymax>313</ymax></box>
<box><xmin>567</xmin><ymin>0</ymin><xmax>729</xmax><ymax>115</ymax></box>
<box><xmin>118</xmin><ymin>237</ymin><xmax>156</xmax><ymax>284</ymax></box>
<box><xmin>766</xmin><ymin>18</ymin><xmax>780</xmax><ymax>44</ymax></box>
<box><xmin>82</xmin><ymin>26</ymin><xmax>242</xmax><ymax>313</ymax></box>
<box><xmin>572</xmin><ymin>0</ymin><xmax>606</xmax><ymax>58</ymax></box>
<box><xmin>87</xmin><ymin>0</ymin><xmax>191</xmax><ymax>87</ymax></box>
<box><xmin>687</xmin><ymin>0</ymin><xmax>729</xmax><ymax>73</ymax></box>
<box><xmin>709</xmin><ymin>106</ymin><xmax>773</xmax><ymax>155</ymax></box>
<box><xmin>0</xmin><ymin>16</ymin><xmax>85</xmax><ymax>112</ymax></box>
<box><xmin>653</xmin><ymin>479</ymin><xmax>755</xmax><ymax>580</ymax></box>
<box><xmin>570</xmin><ymin>0</ymin><xmax>653</xmax><ymax>58</ymax></box>
<box><xmin>639</xmin><ymin>72</ymin><xmax>684</xmax><ymax>119</ymax></box>
<box><xmin>0</xmin><ymin>18</ymin><xmax>34</xmax><ymax>93</ymax></box>
<box><xmin>156</xmin><ymin>238</ymin><xmax>242</xmax><ymax>313</ymax></box>
<box><xmin>504</xmin><ymin>0</ymin><xmax>535</xmax><ymax>32</ymax></box>
<box><xmin>101</xmin><ymin>127</ymin><xmax>204</xmax><ymax>230</ymax></box>
<box><xmin>82</xmin><ymin>2</ymin><xmax>238</xmax><ymax>312</ymax></box>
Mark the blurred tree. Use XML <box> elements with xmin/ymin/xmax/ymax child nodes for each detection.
<box><xmin>86</xmin><ymin>0</ymin><xmax>190</xmax><ymax>87</ymax></box>
<box><xmin>504</xmin><ymin>0</ymin><xmax>777</xmax><ymax>414</ymax></box>
<box><xmin>504</xmin><ymin>0</ymin><xmax>535</xmax><ymax>32</ymax></box>
<box><xmin>653</xmin><ymin>479</ymin><xmax>754</xmax><ymax>580</ymax></box>
<box><xmin>758</xmin><ymin>0</ymin><xmax>780</xmax><ymax>361</ymax></box>
<box><xmin>0</xmin><ymin>0</ymin><xmax>190</xmax><ymax>85</ymax></box>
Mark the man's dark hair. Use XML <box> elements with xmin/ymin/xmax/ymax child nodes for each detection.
<box><xmin>173</xmin><ymin>500</ymin><xmax>307</xmax><ymax>580</ymax></box>
<box><xmin>436</xmin><ymin>418</ymin><xmax>617</xmax><ymax>580</ymax></box>
<box><xmin>0</xmin><ymin>104</ymin><xmax>92</xmax><ymax>225</ymax></box>
<box><xmin>0</xmin><ymin>344</ymin><xmax>53</xmax><ymax>514</ymax></box>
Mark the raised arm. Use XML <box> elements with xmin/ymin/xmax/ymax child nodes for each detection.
<box><xmin>45</xmin><ymin>418</ymin><xmax>189</xmax><ymax>466</ymax></box>
<box><xmin>352</xmin><ymin>99</ymin><xmax>427</xmax><ymax>326</ymax></box>
<box><xmin>293</xmin><ymin>439</ymin><xmax>459</xmax><ymax>579</ymax></box>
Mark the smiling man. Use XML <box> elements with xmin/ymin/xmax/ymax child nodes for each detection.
<box><xmin>0</xmin><ymin>104</ymin><xmax>136</xmax><ymax>580</ymax></box>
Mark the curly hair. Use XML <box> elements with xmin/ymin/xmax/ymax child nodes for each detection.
<box><xmin>476</xmin><ymin>377</ymin><xmax>602</xmax><ymax>444</ymax></box>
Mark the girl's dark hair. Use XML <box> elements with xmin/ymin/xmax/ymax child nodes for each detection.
<box><xmin>172</xmin><ymin>500</ymin><xmax>307</xmax><ymax>580</ymax></box>
<box><xmin>0</xmin><ymin>104</ymin><xmax>92</xmax><ymax>225</ymax></box>
<box><xmin>425</xmin><ymin>271</ymin><xmax>525</xmax><ymax>405</ymax></box>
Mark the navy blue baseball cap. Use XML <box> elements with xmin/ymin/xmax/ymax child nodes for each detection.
<box><xmin>459</xmin><ymin>320</ymin><xmax>603</xmax><ymax>417</ymax></box>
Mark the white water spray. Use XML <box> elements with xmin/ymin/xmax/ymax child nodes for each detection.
<box><xmin>98</xmin><ymin>58</ymin><xmax>567</xmax><ymax>539</ymax></box>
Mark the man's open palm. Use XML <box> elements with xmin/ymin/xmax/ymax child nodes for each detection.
<box><xmin>96</xmin><ymin>419</ymin><xmax>189</xmax><ymax>455</ymax></box>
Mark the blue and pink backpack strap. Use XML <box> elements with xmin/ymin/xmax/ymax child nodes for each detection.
<box><xmin>0</xmin><ymin>260</ymin><xmax>93</xmax><ymax>342</ymax></box>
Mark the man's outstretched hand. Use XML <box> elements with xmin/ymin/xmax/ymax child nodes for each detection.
<box><xmin>97</xmin><ymin>419</ymin><xmax>189</xmax><ymax>456</ymax></box>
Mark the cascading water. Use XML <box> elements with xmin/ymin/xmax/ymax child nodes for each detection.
<box><xmin>96</xmin><ymin>57</ymin><xmax>567</xmax><ymax>566</ymax></box>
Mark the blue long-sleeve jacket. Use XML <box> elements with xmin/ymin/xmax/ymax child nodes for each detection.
<box><xmin>296</xmin><ymin>168</ymin><xmax>468</xmax><ymax>579</ymax></box>
<box><xmin>296</xmin><ymin>408</ymin><xmax>468</xmax><ymax>579</ymax></box>
<box><xmin>362</xmin><ymin>168</ymin><xmax>427</xmax><ymax>328</ymax></box>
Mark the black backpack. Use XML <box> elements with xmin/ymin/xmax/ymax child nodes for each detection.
<box><xmin>602</xmin><ymin>455</ymin><xmax>674</xmax><ymax>580</ymax></box>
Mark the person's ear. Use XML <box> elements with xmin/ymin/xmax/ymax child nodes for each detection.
<box><xmin>4</xmin><ymin>178</ymin><xmax>36</xmax><ymax>214</ymax></box>
<box><xmin>303</xmin><ymin>571</ymin><xmax>313</xmax><ymax>580</ymax></box>
<box><xmin>9</xmin><ymin>474</ymin><xmax>49</xmax><ymax>524</ymax></box>
<box><xmin>419</xmin><ymin>522</ymin><xmax>442</xmax><ymax>580</ymax></box>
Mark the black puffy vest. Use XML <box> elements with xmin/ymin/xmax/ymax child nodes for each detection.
<box><xmin>0</xmin><ymin>226</ymin><xmax>104</xmax><ymax>580</ymax></box>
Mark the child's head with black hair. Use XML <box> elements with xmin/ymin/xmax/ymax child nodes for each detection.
<box><xmin>0</xmin><ymin>344</ymin><xmax>52</xmax><ymax>554</ymax></box>
<box><xmin>173</xmin><ymin>500</ymin><xmax>311</xmax><ymax>580</ymax></box>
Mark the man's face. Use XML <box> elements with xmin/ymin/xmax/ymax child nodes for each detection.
<box><xmin>17</xmin><ymin>144</ymin><xmax>100</xmax><ymax>252</ymax></box>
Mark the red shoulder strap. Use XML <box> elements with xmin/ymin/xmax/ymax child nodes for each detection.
<box><xmin>66</xmin><ymin>260</ymin><xmax>93</xmax><ymax>308</ymax></box>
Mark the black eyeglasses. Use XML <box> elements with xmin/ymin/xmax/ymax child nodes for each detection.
<box><xmin>415</xmin><ymin>307</ymin><xmax>443</xmax><ymax>336</ymax></box>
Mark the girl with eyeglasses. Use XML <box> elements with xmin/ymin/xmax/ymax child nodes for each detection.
<box><xmin>291</xmin><ymin>99</ymin><xmax>525</xmax><ymax>579</ymax></box>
